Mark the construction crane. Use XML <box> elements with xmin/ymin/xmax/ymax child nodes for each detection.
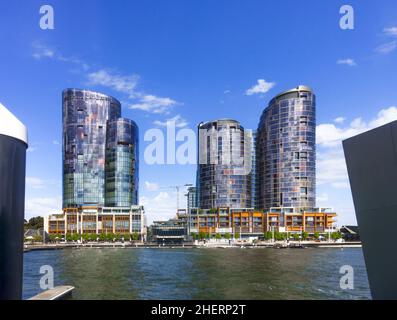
<box><xmin>159</xmin><ymin>183</ymin><xmax>193</xmax><ymax>211</ymax></box>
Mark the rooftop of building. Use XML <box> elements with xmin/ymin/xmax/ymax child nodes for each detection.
<box><xmin>62</xmin><ymin>88</ymin><xmax>121</xmax><ymax>104</ymax></box>
<box><xmin>198</xmin><ymin>118</ymin><xmax>243</xmax><ymax>129</ymax></box>
<box><xmin>273</xmin><ymin>85</ymin><xmax>313</xmax><ymax>100</ymax></box>
<box><xmin>0</xmin><ymin>102</ymin><xmax>28</xmax><ymax>144</ymax></box>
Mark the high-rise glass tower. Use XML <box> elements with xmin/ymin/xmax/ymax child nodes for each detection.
<box><xmin>256</xmin><ymin>85</ymin><xmax>316</xmax><ymax>211</ymax></box>
<box><xmin>197</xmin><ymin>119</ymin><xmax>252</xmax><ymax>209</ymax></box>
<box><xmin>105</xmin><ymin>118</ymin><xmax>139</xmax><ymax>207</ymax></box>
<box><xmin>186</xmin><ymin>186</ymin><xmax>197</xmax><ymax>211</ymax></box>
<box><xmin>62</xmin><ymin>89</ymin><xmax>138</xmax><ymax>208</ymax></box>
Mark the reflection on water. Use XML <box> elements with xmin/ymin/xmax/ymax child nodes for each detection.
<box><xmin>23</xmin><ymin>248</ymin><xmax>371</xmax><ymax>300</ymax></box>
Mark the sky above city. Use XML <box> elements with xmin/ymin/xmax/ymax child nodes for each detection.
<box><xmin>1</xmin><ymin>0</ymin><xmax>397</xmax><ymax>225</ymax></box>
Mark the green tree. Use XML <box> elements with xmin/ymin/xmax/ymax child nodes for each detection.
<box><xmin>114</xmin><ymin>233</ymin><xmax>122</xmax><ymax>241</ymax></box>
<box><xmin>224</xmin><ymin>233</ymin><xmax>231</xmax><ymax>240</ymax></box>
<box><xmin>190</xmin><ymin>232</ymin><xmax>197</xmax><ymax>240</ymax></box>
<box><xmin>99</xmin><ymin>233</ymin><xmax>107</xmax><ymax>242</ymax></box>
<box><xmin>121</xmin><ymin>233</ymin><xmax>130</xmax><ymax>241</ymax></box>
<box><xmin>66</xmin><ymin>233</ymin><xmax>80</xmax><ymax>242</ymax></box>
<box><xmin>292</xmin><ymin>233</ymin><xmax>300</xmax><ymax>241</ymax></box>
<box><xmin>331</xmin><ymin>231</ymin><xmax>342</xmax><ymax>240</ymax></box>
<box><xmin>264</xmin><ymin>231</ymin><xmax>273</xmax><ymax>240</ymax></box>
<box><xmin>106</xmin><ymin>233</ymin><xmax>115</xmax><ymax>241</ymax></box>
<box><xmin>131</xmin><ymin>232</ymin><xmax>140</xmax><ymax>241</ymax></box>
<box><xmin>198</xmin><ymin>231</ymin><xmax>206</xmax><ymax>240</ymax></box>
<box><xmin>274</xmin><ymin>232</ymin><xmax>286</xmax><ymax>241</ymax></box>
<box><xmin>235</xmin><ymin>232</ymin><xmax>240</xmax><ymax>239</ymax></box>
<box><xmin>25</xmin><ymin>216</ymin><xmax>44</xmax><ymax>230</ymax></box>
<box><xmin>49</xmin><ymin>234</ymin><xmax>60</xmax><ymax>242</ymax></box>
<box><xmin>82</xmin><ymin>233</ymin><xmax>90</xmax><ymax>242</ymax></box>
<box><xmin>33</xmin><ymin>235</ymin><xmax>43</xmax><ymax>243</ymax></box>
<box><xmin>301</xmin><ymin>232</ymin><xmax>309</xmax><ymax>240</ymax></box>
<box><xmin>313</xmin><ymin>232</ymin><xmax>320</xmax><ymax>240</ymax></box>
<box><xmin>215</xmin><ymin>233</ymin><xmax>222</xmax><ymax>240</ymax></box>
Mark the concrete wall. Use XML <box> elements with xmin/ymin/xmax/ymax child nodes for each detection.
<box><xmin>0</xmin><ymin>134</ymin><xmax>27</xmax><ymax>299</ymax></box>
<box><xmin>343</xmin><ymin>120</ymin><xmax>397</xmax><ymax>299</ymax></box>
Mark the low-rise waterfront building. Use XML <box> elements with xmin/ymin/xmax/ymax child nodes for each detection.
<box><xmin>189</xmin><ymin>207</ymin><xmax>264</xmax><ymax>237</ymax></box>
<box><xmin>149</xmin><ymin>210</ymin><xmax>189</xmax><ymax>244</ymax></box>
<box><xmin>44</xmin><ymin>205</ymin><xmax>146</xmax><ymax>241</ymax></box>
<box><xmin>338</xmin><ymin>225</ymin><xmax>360</xmax><ymax>241</ymax></box>
<box><xmin>265</xmin><ymin>207</ymin><xmax>337</xmax><ymax>234</ymax></box>
<box><xmin>188</xmin><ymin>206</ymin><xmax>336</xmax><ymax>237</ymax></box>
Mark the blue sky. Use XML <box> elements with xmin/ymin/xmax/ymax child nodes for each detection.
<box><xmin>1</xmin><ymin>0</ymin><xmax>397</xmax><ymax>224</ymax></box>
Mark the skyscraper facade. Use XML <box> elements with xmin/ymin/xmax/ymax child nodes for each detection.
<box><xmin>105</xmin><ymin>118</ymin><xmax>139</xmax><ymax>207</ymax></box>
<box><xmin>251</xmin><ymin>131</ymin><xmax>256</xmax><ymax>208</ymax></box>
<box><xmin>62</xmin><ymin>89</ymin><xmax>138</xmax><ymax>209</ymax></box>
<box><xmin>256</xmin><ymin>85</ymin><xmax>316</xmax><ymax>211</ymax></box>
<box><xmin>197</xmin><ymin>119</ymin><xmax>252</xmax><ymax>209</ymax></box>
<box><xmin>186</xmin><ymin>186</ymin><xmax>197</xmax><ymax>211</ymax></box>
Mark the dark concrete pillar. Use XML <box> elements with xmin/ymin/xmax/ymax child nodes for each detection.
<box><xmin>0</xmin><ymin>104</ymin><xmax>28</xmax><ymax>300</ymax></box>
<box><xmin>343</xmin><ymin>120</ymin><xmax>397</xmax><ymax>299</ymax></box>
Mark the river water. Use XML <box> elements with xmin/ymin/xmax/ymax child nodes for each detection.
<box><xmin>23</xmin><ymin>247</ymin><xmax>371</xmax><ymax>300</ymax></box>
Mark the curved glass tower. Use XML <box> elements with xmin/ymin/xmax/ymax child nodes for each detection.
<box><xmin>256</xmin><ymin>85</ymin><xmax>316</xmax><ymax>211</ymax></box>
<box><xmin>197</xmin><ymin>119</ymin><xmax>252</xmax><ymax>209</ymax></box>
<box><xmin>105</xmin><ymin>118</ymin><xmax>139</xmax><ymax>207</ymax></box>
<box><xmin>63</xmin><ymin>89</ymin><xmax>121</xmax><ymax>208</ymax></box>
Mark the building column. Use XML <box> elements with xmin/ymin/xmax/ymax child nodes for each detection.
<box><xmin>266</xmin><ymin>214</ymin><xmax>269</xmax><ymax>232</ymax></box>
<box><xmin>96</xmin><ymin>213</ymin><xmax>99</xmax><ymax>234</ymax></box>
<box><xmin>76</xmin><ymin>211</ymin><xmax>79</xmax><ymax>234</ymax></box>
<box><xmin>129</xmin><ymin>212</ymin><xmax>132</xmax><ymax>234</ymax></box>
<box><xmin>64</xmin><ymin>212</ymin><xmax>67</xmax><ymax>235</ymax></box>
<box><xmin>113</xmin><ymin>214</ymin><xmax>116</xmax><ymax>234</ymax></box>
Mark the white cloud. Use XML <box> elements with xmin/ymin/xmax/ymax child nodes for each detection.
<box><xmin>153</xmin><ymin>114</ymin><xmax>188</xmax><ymax>128</ymax></box>
<box><xmin>140</xmin><ymin>191</ymin><xmax>182</xmax><ymax>224</ymax></box>
<box><xmin>224</xmin><ymin>90</ymin><xmax>231</xmax><ymax>94</ymax></box>
<box><xmin>145</xmin><ymin>181</ymin><xmax>159</xmax><ymax>191</ymax></box>
<box><xmin>316</xmin><ymin>149</ymin><xmax>349</xmax><ymax>188</ymax></box>
<box><xmin>336</xmin><ymin>58</ymin><xmax>356</xmax><ymax>66</ymax></box>
<box><xmin>331</xmin><ymin>182</ymin><xmax>350</xmax><ymax>189</ymax></box>
<box><xmin>26</xmin><ymin>177</ymin><xmax>46</xmax><ymax>189</ymax></box>
<box><xmin>32</xmin><ymin>42</ymin><xmax>55</xmax><ymax>59</ymax></box>
<box><xmin>375</xmin><ymin>27</ymin><xmax>397</xmax><ymax>55</ymax></box>
<box><xmin>317</xmin><ymin>106</ymin><xmax>397</xmax><ymax>148</ymax></box>
<box><xmin>57</xmin><ymin>55</ymin><xmax>89</xmax><ymax>70</ymax></box>
<box><xmin>334</xmin><ymin>117</ymin><xmax>345</xmax><ymax>124</ymax></box>
<box><xmin>245</xmin><ymin>79</ymin><xmax>275</xmax><ymax>96</ymax></box>
<box><xmin>316</xmin><ymin>106</ymin><xmax>397</xmax><ymax>191</ymax></box>
<box><xmin>130</xmin><ymin>94</ymin><xmax>178</xmax><ymax>114</ymax></box>
<box><xmin>26</xmin><ymin>176</ymin><xmax>61</xmax><ymax>191</ymax></box>
<box><xmin>32</xmin><ymin>41</ymin><xmax>89</xmax><ymax>70</ymax></box>
<box><xmin>31</xmin><ymin>42</ymin><xmax>180</xmax><ymax>114</ymax></box>
<box><xmin>368</xmin><ymin>107</ymin><xmax>397</xmax><ymax>127</ymax></box>
<box><xmin>52</xmin><ymin>140</ymin><xmax>60</xmax><ymax>145</ymax></box>
<box><xmin>87</xmin><ymin>69</ymin><xmax>139</xmax><ymax>96</ymax></box>
<box><xmin>375</xmin><ymin>40</ymin><xmax>397</xmax><ymax>54</ymax></box>
<box><xmin>383</xmin><ymin>27</ymin><xmax>397</xmax><ymax>36</ymax></box>
<box><xmin>316</xmin><ymin>193</ymin><xmax>329</xmax><ymax>203</ymax></box>
<box><xmin>87</xmin><ymin>71</ymin><xmax>180</xmax><ymax>114</ymax></box>
<box><xmin>25</xmin><ymin>196</ymin><xmax>62</xmax><ymax>219</ymax></box>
